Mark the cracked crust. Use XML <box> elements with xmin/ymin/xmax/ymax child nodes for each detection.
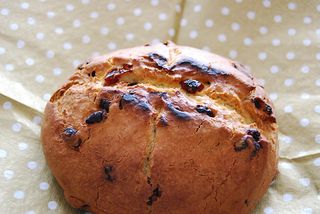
<box><xmin>41</xmin><ymin>42</ymin><xmax>278</xmax><ymax>214</ymax></box>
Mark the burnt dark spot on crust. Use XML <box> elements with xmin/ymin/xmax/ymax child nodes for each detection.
<box><xmin>264</xmin><ymin>104</ymin><xmax>273</xmax><ymax>115</ymax></box>
<box><xmin>247</xmin><ymin>129</ymin><xmax>261</xmax><ymax>141</ymax></box>
<box><xmin>148</xmin><ymin>53</ymin><xmax>168</xmax><ymax>69</ymax></box>
<box><xmin>232</xmin><ymin>62</ymin><xmax>238</xmax><ymax>69</ymax></box>
<box><xmin>147</xmin><ymin>177</ymin><xmax>152</xmax><ymax>186</ymax></box>
<box><xmin>127</xmin><ymin>82</ymin><xmax>138</xmax><ymax>86</ymax></box>
<box><xmin>100</xmin><ymin>99</ymin><xmax>111</xmax><ymax>112</ymax></box>
<box><xmin>104</xmin><ymin>66</ymin><xmax>132</xmax><ymax>86</ymax></box>
<box><xmin>104</xmin><ymin>165</ymin><xmax>115</xmax><ymax>182</ymax></box>
<box><xmin>163</xmin><ymin>41</ymin><xmax>169</xmax><ymax>46</ymax></box>
<box><xmin>119</xmin><ymin>93</ymin><xmax>151</xmax><ymax>111</ymax></box>
<box><xmin>195</xmin><ymin>105</ymin><xmax>214</xmax><ymax>117</ymax></box>
<box><xmin>173</xmin><ymin>59</ymin><xmax>227</xmax><ymax>76</ymax></box>
<box><xmin>180</xmin><ymin>79</ymin><xmax>204</xmax><ymax>94</ymax></box>
<box><xmin>245</xmin><ymin>200</ymin><xmax>249</xmax><ymax>206</ymax></box>
<box><xmin>147</xmin><ymin>185</ymin><xmax>161</xmax><ymax>206</ymax></box>
<box><xmin>77</xmin><ymin>63</ymin><xmax>85</xmax><ymax>70</ymax></box>
<box><xmin>85</xmin><ymin>111</ymin><xmax>105</xmax><ymax>124</ymax></box>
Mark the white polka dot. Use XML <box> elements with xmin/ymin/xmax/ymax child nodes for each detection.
<box><xmin>258</xmin><ymin>52</ymin><xmax>267</xmax><ymax>60</ymax></box>
<box><xmin>27</xmin><ymin>161</ymin><xmax>38</xmax><ymax>170</ymax></box>
<box><xmin>221</xmin><ymin>7</ymin><xmax>230</xmax><ymax>15</ymax></box>
<box><xmin>35</xmin><ymin>75</ymin><xmax>45</xmax><ymax>83</ymax></box>
<box><xmin>284</xmin><ymin>78</ymin><xmax>294</xmax><ymax>87</ymax></box>
<box><xmin>279</xmin><ymin>162</ymin><xmax>293</xmax><ymax>169</ymax></box>
<box><xmin>243</xmin><ymin>37</ymin><xmax>252</xmax><ymax>46</ymax></box>
<box><xmin>262</xmin><ymin>0</ymin><xmax>271</xmax><ymax>7</ymax></box>
<box><xmin>25</xmin><ymin>211</ymin><xmax>36</xmax><ymax>214</ymax></box>
<box><xmin>72</xmin><ymin>59</ymin><xmax>81</xmax><ymax>68</ymax></box>
<box><xmin>43</xmin><ymin>93</ymin><xmax>51</xmax><ymax>101</ymax></box>
<box><xmin>286</xmin><ymin>52</ymin><xmax>295</xmax><ymax>60</ymax></box>
<box><xmin>193</xmin><ymin>4</ymin><xmax>202</xmax><ymax>12</ymax></box>
<box><xmin>18</xmin><ymin>142</ymin><xmax>28</xmax><ymax>151</ymax></box>
<box><xmin>283</xmin><ymin>193</ymin><xmax>293</xmax><ymax>202</ymax></box>
<box><xmin>3</xmin><ymin>169</ymin><xmax>14</xmax><ymax>180</ymax></box>
<box><xmin>231</xmin><ymin>22</ymin><xmax>240</xmax><ymax>31</ymax></box>
<box><xmin>284</xmin><ymin>105</ymin><xmax>293</xmax><ymax>113</ymax></box>
<box><xmin>12</xmin><ymin>123</ymin><xmax>22</xmax><ymax>132</ymax></box>
<box><xmin>269</xmin><ymin>93</ymin><xmax>278</xmax><ymax>101</ymax></box>
<box><xmin>316</xmin><ymin>28</ymin><xmax>320</xmax><ymax>35</ymax></box>
<box><xmin>107</xmin><ymin>42</ymin><xmax>117</xmax><ymax>50</ymax></box>
<box><xmin>205</xmin><ymin>19</ymin><xmax>214</xmax><ymax>28</ymax></box>
<box><xmin>54</xmin><ymin>27</ymin><xmax>64</xmax><ymax>35</ymax></box>
<box><xmin>72</xmin><ymin>19</ymin><xmax>81</xmax><ymax>28</ymax></box>
<box><xmin>100</xmin><ymin>27</ymin><xmax>109</xmax><ymax>35</ymax></box>
<box><xmin>247</xmin><ymin>11</ymin><xmax>255</xmax><ymax>20</ymax></box>
<box><xmin>300</xmin><ymin>65</ymin><xmax>310</xmax><ymax>74</ymax></box>
<box><xmin>259</xmin><ymin>26</ymin><xmax>268</xmax><ymax>34</ymax></box>
<box><xmin>1</xmin><ymin>8</ymin><xmax>10</xmax><ymax>16</ymax></box>
<box><xmin>315</xmin><ymin>135</ymin><xmax>320</xmax><ymax>144</ymax></box>
<box><xmin>180</xmin><ymin>18</ymin><xmax>188</xmax><ymax>26</ymax></box>
<box><xmin>82</xmin><ymin>35</ymin><xmax>91</xmax><ymax>44</ymax></box>
<box><xmin>27</xmin><ymin>17</ymin><xmax>36</xmax><ymax>25</ymax></box>
<box><xmin>5</xmin><ymin>64</ymin><xmax>14</xmax><ymax>71</ymax></box>
<box><xmin>0</xmin><ymin>47</ymin><xmax>5</xmax><ymax>54</ymax></box>
<box><xmin>116</xmin><ymin>17</ymin><xmax>125</xmax><ymax>25</ymax></box>
<box><xmin>107</xmin><ymin>3</ymin><xmax>116</xmax><ymax>10</ymax></box>
<box><xmin>20</xmin><ymin>2</ymin><xmax>30</xmax><ymax>9</ymax></box>
<box><xmin>303</xmin><ymin>39</ymin><xmax>312</xmax><ymax>46</ymax></box>
<box><xmin>36</xmin><ymin>32</ymin><xmax>44</xmax><ymax>40</ymax></box>
<box><xmin>168</xmin><ymin>28</ymin><xmax>175</xmax><ymax>36</ymax></box>
<box><xmin>288</xmin><ymin>2</ymin><xmax>297</xmax><ymax>10</ymax></box>
<box><xmin>158</xmin><ymin>13</ymin><xmax>167</xmax><ymax>20</ymax></box>
<box><xmin>39</xmin><ymin>182</ymin><xmax>49</xmax><ymax>190</ymax></box>
<box><xmin>288</xmin><ymin>28</ymin><xmax>296</xmax><ymax>36</ymax></box>
<box><xmin>151</xmin><ymin>38</ymin><xmax>160</xmax><ymax>45</ymax></box>
<box><xmin>133</xmin><ymin>8</ymin><xmax>142</xmax><ymax>16</ymax></box>
<box><xmin>303</xmin><ymin>207</ymin><xmax>313</xmax><ymax>214</ymax></box>
<box><xmin>317</xmin><ymin>53</ymin><xmax>320</xmax><ymax>61</ymax></box>
<box><xmin>189</xmin><ymin>30</ymin><xmax>198</xmax><ymax>39</ymax></box>
<box><xmin>299</xmin><ymin>178</ymin><xmax>310</xmax><ymax>187</ymax></box>
<box><xmin>3</xmin><ymin>101</ymin><xmax>12</xmax><ymax>110</ymax></box>
<box><xmin>48</xmin><ymin>201</ymin><xmax>58</xmax><ymax>210</ymax></box>
<box><xmin>314</xmin><ymin>105</ymin><xmax>320</xmax><ymax>114</ymax></box>
<box><xmin>14</xmin><ymin>191</ymin><xmax>25</xmax><ymax>199</ymax></box>
<box><xmin>46</xmin><ymin>50</ymin><xmax>55</xmax><ymax>59</ymax></box>
<box><xmin>272</xmin><ymin>38</ymin><xmax>281</xmax><ymax>46</ymax></box>
<box><xmin>264</xmin><ymin>207</ymin><xmax>273</xmax><ymax>214</ymax></box>
<box><xmin>65</xmin><ymin>3</ymin><xmax>74</xmax><ymax>11</ymax></box>
<box><xmin>32</xmin><ymin>116</ymin><xmax>42</xmax><ymax>125</ymax></box>
<box><xmin>53</xmin><ymin>67</ymin><xmax>62</xmax><ymax>76</ymax></box>
<box><xmin>303</xmin><ymin>16</ymin><xmax>312</xmax><ymax>24</ymax></box>
<box><xmin>300</xmin><ymin>93</ymin><xmax>310</xmax><ymax>100</ymax></box>
<box><xmin>150</xmin><ymin>0</ymin><xmax>159</xmax><ymax>6</ymax></box>
<box><xmin>258</xmin><ymin>79</ymin><xmax>266</xmax><ymax>86</ymax></box>
<box><xmin>313</xmin><ymin>158</ymin><xmax>320</xmax><ymax>167</ymax></box>
<box><xmin>10</xmin><ymin>23</ymin><xmax>19</xmax><ymax>31</ymax></box>
<box><xmin>17</xmin><ymin>40</ymin><xmax>25</xmax><ymax>48</ymax></box>
<box><xmin>300</xmin><ymin>118</ymin><xmax>310</xmax><ymax>127</ymax></box>
<box><xmin>218</xmin><ymin>34</ymin><xmax>226</xmax><ymax>42</ymax></box>
<box><xmin>63</xmin><ymin>42</ymin><xmax>72</xmax><ymax>50</ymax></box>
<box><xmin>315</xmin><ymin>79</ymin><xmax>320</xmax><ymax>86</ymax></box>
<box><xmin>47</xmin><ymin>11</ymin><xmax>55</xmax><ymax>18</ymax></box>
<box><xmin>0</xmin><ymin>149</ymin><xmax>7</xmax><ymax>158</ymax></box>
<box><xmin>281</xmin><ymin>135</ymin><xmax>293</xmax><ymax>144</ymax></box>
<box><xmin>125</xmin><ymin>33</ymin><xmax>134</xmax><ymax>41</ymax></box>
<box><xmin>274</xmin><ymin>15</ymin><xmax>282</xmax><ymax>23</ymax></box>
<box><xmin>229</xmin><ymin>50</ymin><xmax>237</xmax><ymax>59</ymax></box>
<box><xmin>81</xmin><ymin>0</ymin><xmax>90</xmax><ymax>4</ymax></box>
<box><xmin>90</xmin><ymin>11</ymin><xmax>99</xmax><ymax>19</ymax></box>
<box><xmin>144</xmin><ymin>22</ymin><xmax>152</xmax><ymax>30</ymax></box>
<box><xmin>25</xmin><ymin>58</ymin><xmax>34</xmax><ymax>66</ymax></box>
<box><xmin>175</xmin><ymin>4</ymin><xmax>181</xmax><ymax>13</ymax></box>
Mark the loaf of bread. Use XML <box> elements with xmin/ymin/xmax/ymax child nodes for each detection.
<box><xmin>41</xmin><ymin>42</ymin><xmax>278</xmax><ymax>214</ymax></box>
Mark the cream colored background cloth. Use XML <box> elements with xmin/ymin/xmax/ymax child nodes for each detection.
<box><xmin>0</xmin><ymin>0</ymin><xmax>319</xmax><ymax>213</ymax></box>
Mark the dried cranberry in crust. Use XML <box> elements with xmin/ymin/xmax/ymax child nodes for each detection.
<box><xmin>85</xmin><ymin>111</ymin><xmax>105</xmax><ymax>124</ymax></box>
<box><xmin>64</xmin><ymin>127</ymin><xmax>77</xmax><ymax>137</ymax></box>
<box><xmin>195</xmin><ymin>105</ymin><xmax>214</xmax><ymax>117</ymax></box>
<box><xmin>246</xmin><ymin>129</ymin><xmax>261</xmax><ymax>141</ymax></box>
<box><xmin>264</xmin><ymin>104</ymin><xmax>273</xmax><ymax>115</ymax></box>
<box><xmin>99</xmin><ymin>99</ymin><xmax>111</xmax><ymax>112</ymax></box>
<box><xmin>234</xmin><ymin>136</ymin><xmax>250</xmax><ymax>152</ymax></box>
<box><xmin>180</xmin><ymin>79</ymin><xmax>204</xmax><ymax>94</ymax></box>
<box><xmin>147</xmin><ymin>185</ymin><xmax>162</xmax><ymax>206</ymax></box>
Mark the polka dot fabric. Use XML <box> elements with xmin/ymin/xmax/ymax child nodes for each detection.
<box><xmin>0</xmin><ymin>0</ymin><xmax>319</xmax><ymax>213</ymax></box>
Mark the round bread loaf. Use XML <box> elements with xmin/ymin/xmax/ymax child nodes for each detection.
<box><xmin>41</xmin><ymin>42</ymin><xmax>278</xmax><ymax>214</ymax></box>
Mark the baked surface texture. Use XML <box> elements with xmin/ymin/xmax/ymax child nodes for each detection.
<box><xmin>41</xmin><ymin>42</ymin><xmax>278</xmax><ymax>214</ymax></box>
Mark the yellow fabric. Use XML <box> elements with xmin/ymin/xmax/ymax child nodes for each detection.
<box><xmin>0</xmin><ymin>0</ymin><xmax>319</xmax><ymax>213</ymax></box>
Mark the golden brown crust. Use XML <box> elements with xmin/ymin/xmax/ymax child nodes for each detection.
<box><xmin>41</xmin><ymin>42</ymin><xmax>278</xmax><ymax>214</ymax></box>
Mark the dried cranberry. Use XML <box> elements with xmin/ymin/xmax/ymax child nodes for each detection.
<box><xmin>180</xmin><ymin>79</ymin><xmax>204</xmax><ymax>94</ymax></box>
